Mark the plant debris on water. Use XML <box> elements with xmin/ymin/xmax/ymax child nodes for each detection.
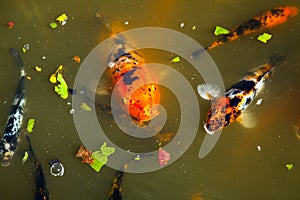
<box><xmin>26</xmin><ymin>118</ymin><xmax>35</xmax><ymax>133</ymax></box>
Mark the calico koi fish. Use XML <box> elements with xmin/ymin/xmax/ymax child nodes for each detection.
<box><xmin>0</xmin><ymin>48</ymin><xmax>26</xmax><ymax>166</ymax></box>
<box><xmin>198</xmin><ymin>55</ymin><xmax>284</xmax><ymax>134</ymax></box>
<box><xmin>26</xmin><ymin>135</ymin><xmax>49</xmax><ymax>200</ymax></box>
<box><xmin>105</xmin><ymin>42</ymin><xmax>160</xmax><ymax>125</ymax></box>
<box><xmin>192</xmin><ymin>6</ymin><xmax>298</xmax><ymax>57</ymax></box>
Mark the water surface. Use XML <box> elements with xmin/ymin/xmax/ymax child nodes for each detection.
<box><xmin>0</xmin><ymin>0</ymin><xmax>300</xmax><ymax>199</ymax></box>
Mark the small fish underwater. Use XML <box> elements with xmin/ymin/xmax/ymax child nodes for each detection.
<box><xmin>0</xmin><ymin>48</ymin><xmax>26</xmax><ymax>166</ymax></box>
<box><xmin>192</xmin><ymin>6</ymin><xmax>298</xmax><ymax>57</ymax></box>
<box><xmin>108</xmin><ymin>168</ymin><xmax>125</xmax><ymax>200</ymax></box>
<box><xmin>26</xmin><ymin>135</ymin><xmax>49</xmax><ymax>200</ymax></box>
<box><xmin>198</xmin><ymin>54</ymin><xmax>285</xmax><ymax>135</ymax></box>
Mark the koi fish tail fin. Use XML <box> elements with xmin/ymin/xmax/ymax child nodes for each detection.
<box><xmin>269</xmin><ymin>52</ymin><xmax>286</xmax><ymax>67</ymax></box>
<box><xmin>9</xmin><ymin>48</ymin><xmax>26</xmax><ymax>77</ymax></box>
<box><xmin>95</xmin><ymin>12</ymin><xmax>115</xmax><ymax>36</ymax></box>
<box><xmin>10</xmin><ymin>48</ymin><xmax>23</xmax><ymax>68</ymax></box>
<box><xmin>191</xmin><ymin>47</ymin><xmax>209</xmax><ymax>58</ymax></box>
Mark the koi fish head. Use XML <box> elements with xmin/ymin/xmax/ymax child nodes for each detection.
<box><xmin>204</xmin><ymin>96</ymin><xmax>230</xmax><ymax>135</ymax></box>
<box><xmin>263</xmin><ymin>6</ymin><xmax>299</xmax><ymax>28</ymax></box>
<box><xmin>282</xmin><ymin>6</ymin><xmax>299</xmax><ymax>17</ymax></box>
<box><xmin>1</xmin><ymin>151</ymin><xmax>13</xmax><ymax>167</ymax></box>
<box><xmin>108</xmin><ymin>52</ymin><xmax>145</xmax><ymax>85</ymax></box>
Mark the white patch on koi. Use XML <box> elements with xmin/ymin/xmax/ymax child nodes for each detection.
<box><xmin>108</xmin><ymin>62</ymin><xmax>115</xmax><ymax>68</ymax></box>
<box><xmin>20</xmin><ymin>69</ymin><xmax>26</xmax><ymax>77</ymax></box>
<box><xmin>4</xmin><ymin>143</ymin><xmax>10</xmax><ymax>150</ymax></box>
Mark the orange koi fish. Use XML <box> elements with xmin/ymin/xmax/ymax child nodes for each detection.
<box><xmin>192</xmin><ymin>6</ymin><xmax>298</xmax><ymax>57</ymax></box>
<box><xmin>198</xmin><ymin>55</ymin><xmax>284</xmax><ymax>134</ymax></box>
<box><xmin>106</xmin><ymin>43</ymin><xmax>160</xmax><ymax>125</ymax></box>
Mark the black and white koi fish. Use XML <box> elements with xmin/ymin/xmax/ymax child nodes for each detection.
<box><xmin>198</xmin><ymin>55</ymin><xmax>285</xmax><ymax>134</ymax></box>
<box><xmin>26</xmin><ymin>135</ymin><xmax>49</xmax><ymax>200</ymax></box>
<box><xmin>0</xmin><ymin>48</ymin><xmax>26</xmax><ymax>166</ymax></box>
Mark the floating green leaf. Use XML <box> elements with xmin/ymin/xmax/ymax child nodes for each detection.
<box><xmin>49</xmin><ymin>22</ymin><xmax>57</xmax><ymax>29</ymax></box>
<box><xmin>22</xmin><ymin>151</ymin><xmax>29</xmax><ymax>165</ymax></box>
<box><xmin>89</xmin><ymin>158</ymin><xmax>105</xmax><ymax>172</ymax></box>
<box><xmin>80</xmin><ymin>102</ymin><xmax>92</xmax><ymax>111</ymax></box>
<box><xmin>214</xmin><ymin>26</ymin><xmax>230</xmax><ymax>36</ymax></box>
<box><xmin>54</xmin><ymin>73</ymin><xmax>69</xmax><ymax>99</ymax></box>
<box><xmin>88</xmin><ymin>142</ymin><xmax>115</xmax><ymax>172</ymax></box>
<box><xmin>171</xmin><ymin>56</ymin><xmax>180</xmax><ymax>63</ymax></box>
<box><xmin>27</xmin><ymin>119</ymin><xmax>35</xmax><ymax>133</ymax></box>
<box><xmin>100</xmin><ymin>142</ymin><xmax>115</xmax><ymax>156</ymax></box>
<box><xmin>285</xmin><ymin>163</ymin><xmax>293</xmax><ymax>170</ymax></box>
<box><xmin>92</xmin><ymin>151</ymin><xmax>108</xmax><ymax>164</ymax></box>
<box><xmin>257</xmin><ymin>33</ymin><xmax>272</xmax><ymax>43</ymax></box>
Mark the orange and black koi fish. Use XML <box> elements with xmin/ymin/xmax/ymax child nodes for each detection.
<box><xmin>26</xmin><ymin>135</ymin><xmax>49</xmax><ymax>200</ymax></box>
<box><xmin>192</xmin><ymin>6</ymin><xmax>298</xmax><ymax>57</ymax></box>
<box><xmin>198</xmin><ymin>55</ymin><xmax>285</xmax><ymax>134</ymax></box>
<box><xmin>105</xmin><ymin>41</ymin><xmax>160</xmax><ymax>125</ymax></box>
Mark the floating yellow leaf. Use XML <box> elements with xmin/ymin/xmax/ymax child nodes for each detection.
<box><xmin>34</xmin><ymin>66</ymin><xmax>42</xmax><ymax>72</ymax></box>
<box><xmin>56</xmin><ymin>13</ymin><xmax>68</xmax><ymax>25</ymax></box>
<box><xmin>285</xmin><ymin>163</ymin><xmax>293</xmax><ymax>170</ymax></box>
<box><xmin>214</xmin><ymin>26</ymin><xmax>230</xmax><ymax>36</ymax></box>
<box><xmin>257</xmin><ymin>33</ymin><xmax>272</xmax><ymax>43</ymax></box>
<box><xmin>49</xmin><ymin>65</ymin><xmax>63</xmax><ymax>84</ymax></box>
<box><xmin>171</xmin><ymin>56</ymin><xmax>180</xmax><ymax>63</ymax></box>
<box><xmin>22</xmin><ymin>151</ymin><xmax>29</xmax><ymax>165</ymax></box>
<box><xmin>80</xmin><ymin>102</ymin><xmax>92</xmax><ymax>111</ymax></box>
<box><xmin>49</xmin><ymin>74</ymin><xmax>56</xmax><ymax>83</ymax></box>
<box><xmin>27</xmin><ymin>119</ymin><xmax>35</xmax><ymax>133</ymax></box>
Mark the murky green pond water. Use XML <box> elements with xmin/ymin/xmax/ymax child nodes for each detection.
<box><xmin>0</xmin><ymin>0</ymin><xmax>300</xmax><ymax>199</ymax></box>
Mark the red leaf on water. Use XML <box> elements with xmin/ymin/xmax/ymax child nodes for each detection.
<box><xmin>158</xmin><ymin>147</ymin><xmax>170</xmax><ymax>166</ymax></box>
<box><xmin>8</xmin><ymin>22</ymin><xmax>14</xmax><ymax>28</ymax></box>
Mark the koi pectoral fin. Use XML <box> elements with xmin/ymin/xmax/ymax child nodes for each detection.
<box><xmin>237</xmin><ymin>112</ymin><xmax>257</xmax><ymax>128</ymax></box>
<box><xmin>197</xmin><ymin>84</ymin><xmax>222</xmax><ymax>100</ymax></box>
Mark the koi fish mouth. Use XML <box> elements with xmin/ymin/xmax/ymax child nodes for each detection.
<box><xmin>1</xmin><ymin>156</ymin><xmax>12</xmax><ymax>167</ymax></box>
<box><xmin>286</xmin><ymin>6</ymin><xmax>299</xmax><ymax>17</ymax></box>
<box><xmin>203</xmin><ymin>123</ymin><xmax>215</xmax><ymax>135</ymax></box>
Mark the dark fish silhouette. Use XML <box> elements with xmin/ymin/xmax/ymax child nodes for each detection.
<box><xmin>26</xmin><ymin>135</ymin><xmax>49</xmax><ymax>200</ymax></box>
<box><xmin>108</xmin><ymin>168</ymin><xmax>125</xmax><ymax>200</ymax></box>
<box><xmin>0</xmin><ymin>48</ymin><xmax>26</xmax><ymax>166</ymax></box>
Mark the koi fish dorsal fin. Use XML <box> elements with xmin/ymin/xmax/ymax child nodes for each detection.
<box><xmin>197</xmin><ymin>83</ymin><xmax>222</xmax><ymax>100</ymax></box>
<box><xmin>237</xmin><ymin>112</ymin><xmax>257</xmax><ymax>128</ymax></box>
